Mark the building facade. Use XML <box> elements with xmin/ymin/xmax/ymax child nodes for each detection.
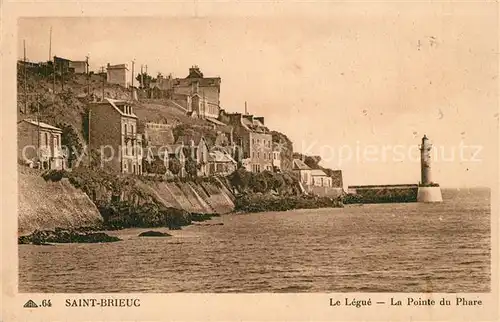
<box><xmin>17</xmin><ymin>119</ymin><xmax>65</xmax><ymax>170</ymax></box>
<box><xmin>106</xmin><ymin>63</ymin><xmax>130</xmax><ymax>88</ymax></box>
<box><xmin>219</xmin><ymin>111</ymin><xmax>273</xmax><ymax>173</ymax></box>
<box><xmin>88</xmin><ymin>98</ymin><xmax>142</xmax><ymax>174</ymax></box>
<box><xmin>69</xmin><ymin>60</ymin><xmax>88</xmax><ymax>74</ymax></box>
<box><xmin>175</xmin><ymin>134</ymin><xmax>209</xmax><ymax>177</ymax></box>
<box><xmin>208</xmin><ymin>150</ymin><xmax>237</xmax><ymax>175</ymax></box>
<box><xmin>171</xmin><ymin>66</ymin><xmax>221</xmax><ymax>119</ymax></box>
<box><xmin>292</xmin><ymin>159</ymin><xmax>332</xmax><ymax>187</ymax></box>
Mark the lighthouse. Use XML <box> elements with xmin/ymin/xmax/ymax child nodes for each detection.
<box><xmin>417</xmin><ymin>135</ymin><xmax>443</xmax><ymax>202</ymax></box>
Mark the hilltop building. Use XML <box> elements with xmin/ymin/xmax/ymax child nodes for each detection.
<box><xmin>88</xmin><ymin>98</ymin><xmax>142</xmax><ymax>174</ymax></box>
<box><xmin>17</xmin><ymin>119</ymin><xmax>66</xmax><ymax>170</ymax></box>
<box><xmin>219</xmin><ymin>110</ymin><xmax>273</xmax><ymax>173</ymax></box>
<box><xmin>53</xmin><ymin>56</ymin><xmax>71</xmax><ymax>75</ymax></box>
<box><xmin>53</xmin><ymin>56</ymin><xmax>88</xmax><ymax>74</ymax></box>
<box><xmin>69</xmin><ymin>60</ymin><xmax>88</xmax><ymax>74</ymax></box>
<box><xmin>171</xmin><ymin>66</ymin><xmax>221</xmax><ymax>119</ymax></box>
<box><xmin>107</xmin><ymin>63</ymin><xmax>130</xmax><ymax>88</ymax></box>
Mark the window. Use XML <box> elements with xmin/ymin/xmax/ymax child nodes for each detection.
<box><xmin>257</xmin><ymin>152</ymin><xmax>260</xmax><ymax>158</ymax></box>
<box><xmin>252</xmin><ymin>152</ymin><xmax>255</xmax><ymax>158</ymax></box>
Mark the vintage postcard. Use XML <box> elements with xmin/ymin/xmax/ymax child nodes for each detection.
<box><xmin>1</xmin><ymin>1</ymin><xmax>499</xmax><ymax>321</ymax></box>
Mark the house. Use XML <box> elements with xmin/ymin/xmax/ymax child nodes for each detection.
<box><xmin>171</xmin><ymin>66</ymin><xmax>221</xmax><ymax>119</ymax></box>
<box><xmin>69</xmin><ymin>60</ymin><xmax>88</xmax><ymax>74</ymax></box>
<box><xmin>292</xmin><ymin>158</ymin><xmax>332</xmax><ymax>187</ymax></box>
<box><xmin>106</xmin><ymin>63</ymin><xmax>130</xmax><ymax>88</ymax></box>
<box><xmin>88</xmin><ymin>98</ymin><xmax>143</xmax><ymax>174</ymax></box>
<box><xmin>219</xmin><ymin>111</ymin><xmax>273</xmax><ymax>173</ymax></box>
<box><xmin>292</xmin><ymin>158</ymin><xmax>312</xmax><ymax>186</ymax></box>
<box><xmin>53</xmin><ymin>56</ymin><xmax>71</xmax><ymax>75</ymax></box>
<box><xmin>17</xmin><ymin>119</ymin><xmax>65</xmax><ymax>170</ymax></box>
<box><xmin>175</xmin><ymin>134</ymin><xmax>209</xmax><ymax>176</ymax></box>
<box><xmin>208</xmin><ymin>150</ymin><xmax>237</xmax><ymax>175</ymax></box>
<box><xmin>310</xmin><ymin>169</ymin><xmax>333</xmax><ymax>187</ymax></box>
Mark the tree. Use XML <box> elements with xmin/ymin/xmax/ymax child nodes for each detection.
<box><xmin>249</xmin><ymin>172</ymin><xmax>268</xmax><ymax>193</ymax></box>
<box><xmin>168</xmin><ymin>158</ymin><xmax>182</xmax><ymax>176</ymax></box>
<box><xmin>143</xmin><ymin>157</ymin><xmax>166</xmax><ymax>175</ymax></box>
<box><xmin>57</xmin><ymin>123</ymin><xmax>83</xmax><ymax>166</ymax></box>
<box><xmin>136</xmin><ymin>73</ymin><xmax>154</xmax><ymax>89</ymax></box>
<box><xmin>184</xmin><ymin>158</ymin><xmax>198</xmax><ymax>178</ymax></box>
<box><xmin>228</xmin><ymin>168</ymin><xmax>251</xmax><ymax>193</ymax></box>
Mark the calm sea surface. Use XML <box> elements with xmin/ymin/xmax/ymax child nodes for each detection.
<box><xmin>19</xmin><ymin>188</ymin><xmax>491</xmax><ymax>293</ymax></box>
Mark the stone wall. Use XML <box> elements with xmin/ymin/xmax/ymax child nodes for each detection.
<box><xmin>18</xmin><ymin>171</ymin><xmax>103</xmax><ymax>235</ymax></box>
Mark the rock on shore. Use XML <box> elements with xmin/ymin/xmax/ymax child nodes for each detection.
<box><xmin>18</xmin><ymin>228</ymin><xmax>121</xmax><ymax>244</ymax></box>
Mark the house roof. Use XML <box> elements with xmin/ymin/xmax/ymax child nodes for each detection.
<box><xmin>107</xmin><ymin>64</ymin><xmax>128</xmax><ymax>70</ymax></box>
<box><xmin>20</xmin><ymin>119</ymin><xmax>62</xmax><ymax>132</ymax></box>
<box><xmin>206</xmin><ymin>117</ymin><xmax>226</xmax><ymax>126</ymax></box>
<box><xmin>310</xmin><ymin>169</ymin><xmax>329</xmax><ymax>177</ymax></box>
<box><xmin>292</xmin><ymin>159</ymin><xmax>311</xmax><ymax>170</ymax></box>
<box><xmin>209</xmin><ymin>150</ymin><xmax>236</xmax><ymax>163</ymax></box>
<box><xmin>102</xmin><ymin>98</ymin><xmax>137</xmax><ymax>118</ymax></box>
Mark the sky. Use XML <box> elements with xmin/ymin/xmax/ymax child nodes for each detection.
<box><xmin>17</xmin><ymin>5</ymin><xmax>499</xmax><ymax>188</ymax></box>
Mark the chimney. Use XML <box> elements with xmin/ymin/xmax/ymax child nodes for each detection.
<box><xmin>245</xmin><ymin>101</ymin><xmax>248</xmax><ymax>115</ymax></box>
<box><xmin>107</xmin><ymin>63</ymin><xmax>110</xmax><ymax>68</ymax></box>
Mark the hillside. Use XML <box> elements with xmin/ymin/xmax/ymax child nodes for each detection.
<box><xmin>17</xmin><ymin>65</ymin><xmax>232</xmax><ymax>150</ymax></box>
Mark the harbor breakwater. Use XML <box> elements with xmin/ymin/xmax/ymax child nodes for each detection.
<box><xmin>345</xmin><ymin>184</ymin><xmax>418</xmax><ymax>204</ymax></box>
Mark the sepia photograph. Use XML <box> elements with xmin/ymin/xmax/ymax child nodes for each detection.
<box><xmin>14</xmin><ymin>6</ymin><xmax>496</xmax><ymax>296</ymax></box>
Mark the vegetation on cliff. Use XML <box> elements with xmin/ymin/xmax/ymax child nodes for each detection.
<box><xmin>234</xmin><ymin>193</ymin><xmax>343</xmax><ymax>213</ymax></box>
<box><xmin>228</xmin><ymin>168</ymin><xmax>299</xmax><ymax>195</ymax></box>
<box><xmin>271</xmin><ymin>130</ymin><xmax>294</xmax><ymax>171</ymax></box>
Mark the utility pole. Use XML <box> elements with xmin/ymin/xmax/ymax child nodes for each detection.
<box><xmin>100</xmin><ymin>66</ymin><xmax>105</xmax><ymax>101</ymax></box>
<box><xmin>131</xmin><ymin>60</ymin><xmax>135</xmax><ymax>87</ymax></box>
<box><xmin>52</xmin><ymin>55</ymin><xmax>56</xmax><ymax>93</ymax></box>
<box><xmin>131</xmin><ymin>60</ymin><xmax>135</xmax><ymax>100</ymax></box>
<box><xmin>88</xmin><ymin>108</ymin><xmax>91</xmax><ymax>166</ymax></box>
<box><xmin>61</xmin><ymin>59</ymin><xmax>64</xmax><ymax>91</ymax></box>
<box><xmin>23</xmin><ymin>40</ymin><xmax>27</xmax><ymax>114</ymax></box>
<box><xmin>141</xmin><ymin>64</ymin><xmax>144</xmax><ymax>89</ymax></box>
<box><xmin>49</xmin><ymin>27</ymin><xmax>52</xmax><ymax>61</ymax></box>
<box><xmin>86</xmin><ymin>55</ymin><xmax>90</xmax><ymax>97</ymax></box>
<box><xmin>245</xmin><ymin>101</ymin><xmax>248</xmax><ymax>115</ymax></box>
